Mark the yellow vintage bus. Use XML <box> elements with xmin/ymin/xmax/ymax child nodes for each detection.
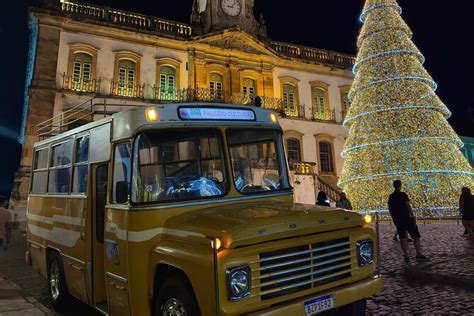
<box><xmin>26</xmin><ymin>103</ymin><xmax>382</xmax><ymax>316</ymax></box>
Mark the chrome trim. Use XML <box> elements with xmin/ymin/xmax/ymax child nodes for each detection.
<box><xmin>61</xmin><ymin>253</ymin><xmax>85</xmax><ymax>266</ymax></box>
<box><xmin>105</xmin><ymin>271</ymin><xmax>128</xmax><ymax>284</ymax></box>
<box><xmin>253</xmin><ymin>247</ymin><xmax>354</xmax><ymax>272</ymax></box>
<box><xmin>28</xmin><ymin>240</ymin><xmax>44</xmax><ymax>250</ymax></box>
<box><xmin>69</xmin><ymin>263</ymin><xmax>84</xmax><ymax>271</ymax></box>
<box><xmin>259</xmin><ymin>268</ymin><xmax>353</xmax><ymax>296</ymax></box>
<box><xmin>254</xmin><ymin>254</ymin><xmax>355</xmax><ymax>280</ymax></box>
<box><xmin>233</xmin><ymin>220</ymin><xmax>361</xmax><ymax>243</ymax></box>
<box><xmin>28</xmin><ymin>194</ymin><xmax>87</xmax><ymax>199</ymax></box>
<box><xmin>254</xmin><ymin>241</ymin><xmax>351</xmax><ymax>263</ymax></box>
<box><xmin>256</xmin><ymin>262</ymin><xmax>352</xmax><ymax>288</ymax></box>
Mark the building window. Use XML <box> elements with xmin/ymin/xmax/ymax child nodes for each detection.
<box><xmin>66</xmin><ymin>44</ymin><xmax>98</xmax><ymax>93</ymax></box>
<box><xmin>283</xmin><ymin>84</ymin><xmax>297</xmax><ymax>115</ymax></box>
<box><xmin>319</xmin><ymin>142</ymin><xmax>334</xmax><ymax>173</ymax></box>
<box><xmin>159</xmin><ymin>66</ymin><xmax>176</xmax><ymax>100</ymax></box>
<box><xmin>242</xmin><ymin>78</ymin><xmax>256</xmax><ymax>102</ymax></box>
<box><xmin>312</xmin><ymin>88</ymin><xmax>325</xmax><ymax>117</ymax></box>
<box><xmin>210</xmin><ymin>73</ymin><xmax>223</xmax><ymax>99</ymax></box>
<box><xmin>341</xmin><ymin>92</ymin><xmax>350</xmax><ymax>119</ymax></box>
<box><xmin>117</xmin><ymin>59</ymin><xmax>136</xmax><ymax>96</ymax></box>
<box><xmin>72</xmin><ymin>53</ymin><xmax>92</xmax><ymax>91</ymax></box>
<box><xmin>287</xmin><ymin>138</ymin><xmax>301</xmax><ymax>163</ymax></box>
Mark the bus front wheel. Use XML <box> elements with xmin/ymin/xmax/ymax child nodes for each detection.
<box><xmin>153</xmin><ymin>275</ymin><xmax>200</xmax><ymax>316</ymax></box>
<box><xmin>47</xmin><ymin>252</ymin><xmax>71</xmax><ymax>311</ymax></box>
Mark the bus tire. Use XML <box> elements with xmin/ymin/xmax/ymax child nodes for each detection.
<box><xmin>153</xmin><ymin>275</ymin><xmax>201</xmax><ymax>316</ymax></box>
<box><xmin>47</xmin><ymin>252</ymin><xmax>71</xmax><ymax>311</ymax></box>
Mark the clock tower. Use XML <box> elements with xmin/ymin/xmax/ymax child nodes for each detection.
<box><xmin>191</xmin><ymin>0</ymin><xmax>266</xmax><ymax>36</ymax></box>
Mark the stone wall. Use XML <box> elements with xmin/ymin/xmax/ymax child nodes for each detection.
<box><xmin>9</xmin><ymin>24</ymin><xmax>60</xmax><ymax>222</ymax></box>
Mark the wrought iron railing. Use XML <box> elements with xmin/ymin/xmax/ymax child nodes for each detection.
<box><xmin>110</xmin><ymin>80</ymin><xmax>143</xmax><ymax>98</ymax></box>
<box><xmin>312</xmin><ymin>108</ymin><xmax>336</xmax><ymax>122</ymax></box>
<box><xmin>151</xmin><ymin>86</ymin><xmax>284</xmax><ymax>110</ymax></box>
<box><xmin>283</xmin><ymin>104</ymin><xmax>305</xmax><ymax>119</ymax></box>
<box><xmin>59</xmin><ymin>0</ymin><xmax>192</xmax><ymax>37</ymax></box>
<box><xmin>62</xmin><ymin>74</ymin><xmax>100</xmax><ymax>93</ymax></box>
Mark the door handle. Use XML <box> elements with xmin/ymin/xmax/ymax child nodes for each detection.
<box><xmin>80</xmin><ymin>210</ymin><xmax>86</xmax><ymax>239</ymax></box>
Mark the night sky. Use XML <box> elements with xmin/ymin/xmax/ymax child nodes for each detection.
<box><xmin>1</xmin><ymin>0</ymin><xmax>473</xmax><ymax>196</ymax></box>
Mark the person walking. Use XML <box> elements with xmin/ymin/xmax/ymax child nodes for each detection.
<box><xmin>388</xmin><ymin>180</ymin><xmax>427</xmax><ymax>263</ymax></box>
<box><xmin>0</xmin><ymin>196</ymin><xmax>12</xmax><ymax>253</ymax></box>
<box><xmin>336</xmin><ymin>192</ymin><xmax>352</xmax><ymax>210</ymax></box>
<box><xmin>316</xmin><ymin>191</ymin><xmax>330</xmax><ymax>206</ymax></box>
<box><xmin>459</xmin><ymin>187</ymin><xmax>474</xmax><ymax>240</ymax></box>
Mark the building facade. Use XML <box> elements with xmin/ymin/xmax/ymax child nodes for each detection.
<box><xmin>10</xmin><ymin>0</ymin><xmax>355</xmax><ymax>221</ymax></box>
<box><xmin>460</xmin><ymin>136</ymin><xmax>474</xmax><ymax>167</ymax></box>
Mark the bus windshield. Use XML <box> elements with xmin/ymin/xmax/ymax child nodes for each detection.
<box><xmin>132</xmin><ymin>129</ymin><xmax>226</xmax><ymax>203</ymax></box>
<box><xmin>227</xmin><ymin>128</ymin><xmax>290</xmax><ymax>194</ymax></box>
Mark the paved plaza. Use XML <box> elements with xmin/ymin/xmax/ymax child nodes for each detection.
<box><xmin>1</xmin><ymin>222</ymin><xmax>473</xmax><ymax>315</ymax></box>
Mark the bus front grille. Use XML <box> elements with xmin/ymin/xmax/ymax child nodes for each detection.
<box><xmin>254</xmin><ymin>237</ymin><xmax>353</xmax><ymax>300</ymax></box>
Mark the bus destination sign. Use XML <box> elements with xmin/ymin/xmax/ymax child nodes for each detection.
<box><xmin>178</xmin><ymin>107</ymin><xmax>256</xmax><ymax>121</ymax></box>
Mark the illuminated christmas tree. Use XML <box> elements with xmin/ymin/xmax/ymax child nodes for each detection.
<box><xmin>338</xmin><ymin>0</ymin><xmax>474</xmax><ymax>214</ymax></box>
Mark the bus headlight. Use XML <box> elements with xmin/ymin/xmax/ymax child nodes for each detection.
<box><xmin>357</xmin><ymin>240</ymin><xmax>374</xmax><ymax>267</ymax></box>
<box><xmin>227</xmin><ymin>266</ymin><xmax>251</xmax><ymax>301</ymax></box>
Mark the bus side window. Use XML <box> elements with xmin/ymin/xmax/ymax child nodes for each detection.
<box><xmin>72</xmin><ymin>136</ymin><xmax>90</xmax><ymax>194</ymax></box>
<box><xmin>113</xmin><ymin>143</ymin><xmax>131</xmax><ymax>203</ymax></box>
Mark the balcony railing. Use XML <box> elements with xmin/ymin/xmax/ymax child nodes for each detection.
<box><xmin>62</xmin><ymin>74</ymin><xmax>100</xmax><ymax>93</ymax></box>
<box><xmin>110</xmin><ymin>80</ymin><xmax>143</xmax><ymax>98</ymax></box>
<box><xmin>271</xmin><ymin>41</ymin><xmax>355</xmax><ymax>70</ymax></box>
<box><xmin>283</xmin><ymin>104</ymin><xmax>305</xmax><ymax>119</ymax></box>
<box><xmin>312</xmin><ymin>108</ymin><xmax>336</xmax><ymax>122</ymax></box>
<box><xmin>290</xmin><ymin>161</ymin><xmax>316</xmax><ymax>175</ymax></box>
<box><xmin>151</xmin><ymin>87</ymin><xmax>284</xmax><ymax>110</ymax></box>
<box><xmin>59</xmin><ymin>0</ymin><xmax>192</xmax><ymax>37</ymax></box>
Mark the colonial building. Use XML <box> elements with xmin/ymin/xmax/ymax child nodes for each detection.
<box><xmin>10</xmin><ymin>0</ymin><xmax>355</xmax><ymax>221</ymax></box>
<box><xmin>460</xmin><ymin>135</ymin><xmax>474</xmax><ymax>167</ymax></box>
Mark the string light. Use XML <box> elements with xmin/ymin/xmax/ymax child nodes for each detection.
<box><xmin>339</xmin><ymin>0</ymin><xmax>474</xmax><ymax>214</ymax></box>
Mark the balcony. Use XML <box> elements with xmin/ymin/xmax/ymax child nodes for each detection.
<box><xmin>271</xmin><ymin>41</ymin><xmax>355</xmax><ymax>70</ymax></box>
<box><xmin>283</xmin><ymin>104</ymin><xmax>306</xmax><ymax>119</ymax></box>
<box><xmin>290</xmin><ymin>161</ymin><xmax>316</xmax><ymax>175</ymax></box>
<box><xmin>312</xmin><ymin>108</ymin><xmax>336</xmax><ymax>122</ymax></box>
<box><xmin>59</xmin><ymin>0</ymin><xmax>192</xmax><ymax>38</ymax></box>
<box><xmin>62</xmin><ymin>74</ymin><xmax>100</xmax><ymax>93</ymax></box>
<box><xmin>110</xmin><ymin>80</ymin><xmax>143</xmax><ymax>98</ymax></box>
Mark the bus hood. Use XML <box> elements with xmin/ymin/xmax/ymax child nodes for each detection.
<box><xmin>166</xmin><ymin>202</ymin><xmax>364</xmax><ymax>249</ymax></box>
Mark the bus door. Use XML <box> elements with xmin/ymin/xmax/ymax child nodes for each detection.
<box><xmin>91</xmin><ymin>163</ymin><xmax>108</xmax><ymax>308</ymax></box>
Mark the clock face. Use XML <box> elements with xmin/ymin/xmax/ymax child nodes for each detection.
<box><xmin>221</xmin><ymin>0</ymin><xmax>241</xmax><ymax>17</ymax></box>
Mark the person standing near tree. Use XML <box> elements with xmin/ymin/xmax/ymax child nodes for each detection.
<box><xmin>336</xmin><ymin>192</ymin><xmax>353</xmax><ymax>210</ymax></box>
<box><xmin>388</xmin><ymin>180</ymin><xmax>427</xmax><ymax>263</ymax></box>
<box><xmin>0</xmin><ymin>196</ymin><xmax>12</xmax><ymax>253</ymax></box>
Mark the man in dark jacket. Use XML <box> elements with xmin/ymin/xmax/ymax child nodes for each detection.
<box><xmin>388</xmin><ymin>180</ymin><xmax>427</xmax><ymax>263</ymax></box>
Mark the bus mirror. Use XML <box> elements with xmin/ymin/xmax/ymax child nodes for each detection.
<box><xmin>115</xmin><ymin>181</ymin><xmax>129</xmax><ymax>204</ymax></box>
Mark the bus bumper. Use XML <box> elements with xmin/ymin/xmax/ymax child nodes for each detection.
<box><xmin>247</xmin><ymin>275</ymin><xmax>383</xmax><ymax>316</ymax></box>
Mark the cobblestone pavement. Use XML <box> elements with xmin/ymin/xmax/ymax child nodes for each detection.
<box><xmin>2</xmin><ymin>223</ymin><xmax>474</xmax><ymax>315</ymax></box>
<box><xmin>0</xmin><ymin>230</ymin><xmax>98</xmax><ymax>316</ymax></box>
<box><xmin>367</xmin><ymin>221</ymin><xmax>474</xmax><ymax>315</ymax></box>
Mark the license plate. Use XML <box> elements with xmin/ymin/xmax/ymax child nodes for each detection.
<box><xmin>304</xmin><ymin>294</ymin><xmax>334</xmax><ymax>315</ymax></box>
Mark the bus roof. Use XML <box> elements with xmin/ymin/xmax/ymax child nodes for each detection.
<box><xmin>34</xmin><ymin>103</ymin><xmax>280</xmax><ymax>148</ymax></box>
